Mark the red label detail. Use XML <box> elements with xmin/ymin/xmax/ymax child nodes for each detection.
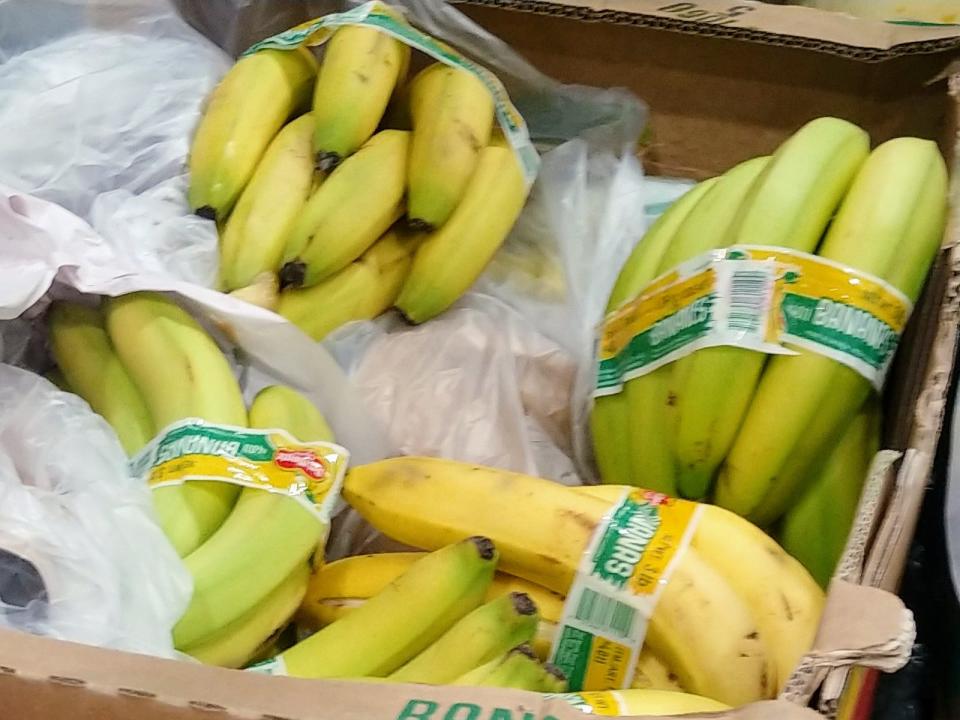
<box><xmin>275</xmin><ymin>449</ymin><xmax>327</xmax><ymax>479</ymax></box>
<box><xmin>642</xmin><ymin>490</ymin><xmax>670</xmax><ymax>506</ymax></box>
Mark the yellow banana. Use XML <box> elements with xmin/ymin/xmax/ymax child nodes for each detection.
<box><xmin>227</xmin><ymin>272</ymin><xmax>280</xmax><ymax>314</ymax></box>
<box><xmin>103</xmin><ymin>292</ymin><xmax>247</xmax><ymax>556</ymax></box>
<box><xmin>48</xmin><ymin>302</ymin><xmax>155</xmax><ymax>455</ymax></box>
<box><xmin>455</xmin><ymin>644</ymin><xmax>545</xmax><ymax>691</ymax></box>
<box><xmin>279</xmin><ymin>537</ymin><xmax>497</xmax><ymax>678</ymax></box>
<box><xmin>189</xmin><ymin>48</ymin><xmax>317</xmax><ymax>221</ymax></box>
<box><xmin>219</xmin><ymin>114</ymin><xmax>317</xmax><ymax>291</ymax></box>
<box><xmin>173</xmin><ymin>385</ymin><xmax>333</xmax><ymax>650</ymax></box>
<box><xmin>553</xmin><ymin>689</ymin><xmax>730</xmax><ymax>716</ymax></box>
<box><xmin>281</xmin><ymin>129</ymin><xmax>408</xmax><ymax>288</ymax></box>
<box><xmin>396</xmin><ymin>143</ymin><xmax>528</xmax><ymax>323</ymax></box>
<box><xmin>343</xmin><ymin>458</ymin><xmax>773</xmax><ymax>704</ymax></box>
<box><xmin>406</xmin><ymin>63</ymin><xmax>495</xmax><ymax>230</ymax></box>
<box><xmin>277</xmin><ymin>229</ymin><xmax>417</xmax><ymax>340</ymax></box>
<box><xmin>312</xmin><ymin>25</ymin><xmax>409</xmax><ymax>170</ymax></box>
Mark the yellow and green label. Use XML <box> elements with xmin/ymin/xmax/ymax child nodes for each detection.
<box><xmin>547</xmin><ymin>692</ymin><xmax>626</xmax><ymax>716</ymax></box>
<box><xmin>242</xmin><ymin>0</ymin><xmax>539</xmax><ymax>186</ymax></box>
<box><xmin>549</xmin><ymin>489</ymin><xmax>702</xmax><ymax>691</ymax></box>
<box><xmin>131</xmin><ymin>419</ymin><xmax>348</xmax><ymax>521</ymax></box>
<box><xmin>596</xmin><ymin>245</ymin><xmax>911</xmax><ymax>395</ymax></box>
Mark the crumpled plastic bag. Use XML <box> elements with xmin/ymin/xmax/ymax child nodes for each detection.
<box><xmin>0</xmin><ymin>363</ymin><xmax>191</xmax><ymax>657</ymax></box>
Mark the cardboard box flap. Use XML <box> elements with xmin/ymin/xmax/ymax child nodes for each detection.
<box><xmin>456</xmin><ymin>0</ymin><xmax>960</xmax><ymax>59</ymax></box>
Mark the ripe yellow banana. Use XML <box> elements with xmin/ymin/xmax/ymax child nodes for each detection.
<box><xmin>343</xmin><ymin>458</ymin><xmax>773</xmax><ymax>704</ymax></box>
<box><xmin>390</xmin><ymin>592</ymin><xmax>539</xmax><ymax>684</ymax></box>
<box><xmin>183</xmin><ymin>562</ymin><xmax>310</xmax><ymax>669</ymax></box>
<box><xmin>279</xmin><ymin>537</ymin><xmax>498</xmax><ymax>678</ymax></box>
<box><xmin>281</xmin><ymin>129</ymin><xmax>408</xmax><ymax>288</ymax></box>
<box><xmin>173</xmin><ymin>385</ymin><xmax>333</xmax><ymax>650</ymax></box>
<box><xmin>406</xmin><ymin>63</ymin><xmax>495</xmax><ymax>230</ymax></box>
<box><xmin>48</xmin><ymin>302</ymin><xmax>154</xmax><ymax>455</ymax></box>
<box><xmin>103</xmin><ymin>292</ymin><xmax>247</xmax><ymax>556</ymax></box>
<box><xmin>670</xmin><ymin>118</ymin><xmax>870</xmax><ymax>500</ymax></box>
<box><xmin>455</xmin><ymin>644</ymin><xmax>545</xmax><ymax>690</ymax></box>
<box><xmin>189</xmin><ymin>48</ymin><xmax>317</xmax><ymax>221</ymax></box>
<box><xmin>622</xmin><ymin>157</ymin><xmax>770</xmax><ymax>496</ymax></box>
<box><xmin>554</xmin><ymin>689</ymin><xmax>730</xmax><ymax>716</ymax></box>
<box><xmin>780</xmin><ymin>397</ymin><xmax>881</xmax><ymax>588</ymax></box>
<box><xmin>396</xmin><ymin>143</ymin><xmax>528</xmax><ymax>324</ymax></box>
<box><xmin>717</xmin><ymin>137</ymin><xmax>948</xmax><ymax>526</ymax></box>
<box><xmin>312</xmin><ymin>25</ymin><xmax>409</xmax><ymax>170</ymax></box>
<box><xmin>277</xmin><ymin>229</ymin><xmax>417</xmax><ymax>340</ymax></box>
<box><xmin>226</xmin><ymin>272</ymin><xmax>280</xmax><ymax>314</ymax></box>
<box><xmin>219</xmin><ymin>114</ymin><xmax>317</xmax><ymax>291</ymax></box>
<box><xmin>575</xmin><ymin>484</ymin><xmax>823</xmax><ymax>692</ymax></box>
<box><xmin>591</xmin><ymin>178</ymin><xmax>719</xmax><ymax>487</ymax></box>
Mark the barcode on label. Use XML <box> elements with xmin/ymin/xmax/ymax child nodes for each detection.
<box><xmin>574</xmin><ymin>588</ymin><xmax>636</xmax><ymax>639</ymax></box>
<box><xmin>727</xmin><ymin>269</ymin><xmax>769</xmax><ymax>333</ymax></box>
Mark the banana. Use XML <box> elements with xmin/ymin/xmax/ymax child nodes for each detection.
<box><xmin>103</xmin><ymin>292</ymin><xmax>247</xmax><ymax>556</ymax></box>
<box><xmin>780</xmin><ymin>398</ymin><xmax>881</xmax><ymax>588</ymax></box>
<box><xmin>717</xmin><ymin>137</ymin><xmax>948</xmax><ymax>526</ymax></box>
<box><xmin>622</xmin><ymin>156</ymin><xmax>770</xmax><ymax>496</ymax></box>
<box><xmin>389</xmin><ymin>592</ymin><xmax>539</xmax><ymax>684</ymax></box>
<box><xmin>406</xmin><ymin>63</ymin><xmax>495</xmax><ymax>230</ymax></box>
<box><xmin>669</xmin><ymin>118</ymin><xmax>870</xmax><ymax>500</ymax></box>
<box><xmin>575</xmin><ymin>483</ymin><xmax>824</xmax><ymax>693</ymax></box>
<box><xmin>219</xmin><ymin>114</ymin><xmax>317</xmax><ymax>291</ymax></box>
<box><xmin>281</xmin><ymin>130</ymin><xmax>408</xmax><ymax>288</ymax></box>
<box><xmin>459</xmin><ymin>644</ymin><xmax>545</xmax><ymax>690</ymax></box>
<box><xmin>343</xmin><ymin>458</ymin><xmax>773</xmax><ymax>704</ymax></box>
<box><xmin>48</xmin><ymin>302</ymin><xmax>154</xmax><ymax>455</ymax></box>
<box><xmin>183</xmin><ymin>562</ymin><xmax>310</xmax><ymax>669</ymax></box>
<box><xmin>277</xmin><ymin>229</ymin><xmax>417</xmax><ymax>340</ymax></box>
<box><xmin>312</xmin><ymin>25</ymin><xmax>410</xmax><ymax>170</ymax></box>
<box><xmin>543</xmin><ymin>664</ymin><xmax>570</xmax><ymax>693</ymax></box>
<box><xmin>591</xmin><ymin>178</ymin><xmax>719</xmax><ymax>487</ymax></box>
<box><xmin>279</xmin><ymin>537</ymin><xmax>498</xmax><ymax>678</ymax></box>
<box><xmin>632</xmin><ymin>647</ymin><xmax>683</xmax><ymax>692</ymax></box>
<box><xmin>227</xmin><ymin>272</ymin><xmax>281</xmax><ymax>313</ymax></box>
<box><xmin>188</xmin><ymin>48</ymin><xmax>317</xmax><ymax>221</ymax></box>
<box><xmin>553</xmin><ymin>689</ymin><xmax>730</xmax><ymax>716</ymax></box>
<box><xmin>173</xmin><ymin>385</ymin><xmax>333</xmax><ymax>650</ymax></box>
<box><xmin>396</xmin><ymin>143</ymin><xmax>528</xmax><ymax>324</ymax></box>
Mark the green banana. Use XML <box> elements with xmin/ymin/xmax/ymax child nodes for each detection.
<box><xmin>219</xmin><ymin>114</ymin><xmax>317</xmax><ymax>291</ymax></box>
<box><xmin>717</xmin><ymin>137</ymin><xmax>948</xmax><ymax>525</ymax></box>
<box><xmin>622</xmin><ymin>156</ymin><xmax>770</xmax><ymax>495</ymax></box>
<box><xmin>312</xmin><ymin>25</ymin><xmax>410</xmax><ymax>170</ymax></box>
<box><xmin>188</xmin><ymin>48</ymin><xmax>318</xmax><ymax>221</ymax></box>
<box><xmin>47</xmin><ymin>302</ymin><xmax>155</xmax><ymax>455</ymax></box>
<box><xmin>396</xmin><ymin>143</ymin><xmax>528</xmax><ymax>324</ymax></box>
<box><xmin>542</xmin><ymin>664</ymin><xmax>569</xmax><ymax>693</ymax></box>
<box><xmin>183</xmin><ymin>562</ymin><xmax>310</xmax><ymax>668</ymax></box>
<box><xmin>670</xmin><ymin>117</ymin><xmax>870</xmax><ymax>499</ymax></box>
<box><xmin>591</xmin><ymin>178</ymin><xmax>719</xmax><ymax>486</ymax></box>
<box><xmin>473</xmin><ymin>644</ymin><xmax>545</xmax><ymax>690</ymax></box>
<box><xmin>779</xmin><ymin>398</ymin><xmax>881</xmax><ymax>588</ymax></box>
<box><xmin>406</xmin><ymin>63</ymin><xmax>495</xmax><ymax>230</ymax></box>
<box><xmin>103</xmin><ymin>292</ymin><xmax>247</xmax><ymax>556</ymax></box>
<box><xmin>389</xmin><ymin>592</ymin><xmax>539</xmax><ymax>684</ymax></box>
<box><xmin>278</xmin><ymin>537</ymin><xmax>498</xmax><ymax>678</ymax></box>
<box><xmin>281</xmin><ymin>129</ymin><xmax>408</xmax><ymax>288</ymax></box>
<box><xmin>277</xmin><ymin>230</ymin><xmax>417</xmax><ymax>341</ymax></box>
<box><xmin>173</xmin><ymin>385</ymin><xmax>333</xmax><ymax>650</ymax></box>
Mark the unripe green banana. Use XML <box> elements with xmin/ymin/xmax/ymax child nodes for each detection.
<box><xmin>407</xmin><ymin>63</ymin><xmax>495</xmax><ymax>230</ymax></box>
<box><xmin>189</xmin><ymin>48</ymin><xmax>317</xmax><ymax>221</ymax></box>
<box><xmin>474</xmin><ymin>644</ymin><xmax>547</xmax><ymax>690</ymax></box>
<box><xmin>103</xmin><ymin>292</ymin><xmax>248</xmax><ymax>556</ymax></box>
<box><xmin>312</xmin><ymin>25</ymin><xmax>410</xmax><ymax>170</ymax></box>
<box><xmin>279</xmin><ymin>537</ymin><xmax>498</xmax><ymax>678</ymax></box>
<box><xmin>670</xmin><ymin>117</ymin><xmax>870</xmax><ymax>500</ymax></box>
<box><xmin>717</xmin><ymin>137</ymin><xmax>948</xmax><ymax>525</ymax></box>
<box><xmin>281</xmin><ymin>130</ymin><xmax>408</xmax><ymax>288</ymax></box>
<box><xmin>219</xmin><ymin>114</ymin><xmax>317</xmax><ymax>291</ymax></box>
<box><xmin>48</xmin><ymin>302</ymin><xmax>154</xmax><ymax>455</ymax></box>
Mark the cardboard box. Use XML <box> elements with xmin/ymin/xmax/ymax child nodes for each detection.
<box><xmin>2</xmin><ymin>1</ymin><xmax>959</xmax><ymax>718</ymax></box>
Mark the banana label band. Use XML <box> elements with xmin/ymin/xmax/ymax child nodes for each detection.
<box><xmin>546</xmin><ymin>692</ymin><xmax>625</xmax><ymax>716</ymax></box>
<box><xmin>549</xmin><ymin>489</ymin><xmax>702</xmax><ymax>691</ymax></box>
<box><xmin>242</xmin><ymin>1</ymin><xmax>539</xmax><ymax>187</ymax></box>
<box><xmin>131</xmin><ymin>419</ymin><xmax>349</xmax><ymax>521</ymax></box>
<box><xmin>595</xmin><ymin>245</ymin><xmax>911</xmax><ymax>395</ymax></box>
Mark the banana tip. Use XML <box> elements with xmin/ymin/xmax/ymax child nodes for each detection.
<box><xmin>405</xmin><ymin>217</ymin><xmax>435</xmax><ymax>233</ymax></box>
<box><xmin>467</xmin><ymin>535</ymin><xmax>496</xmax><ymax>561</ymax></box>
<box><xmin>509</xmin><ymin>592</ymin><xmax>538</xmax><ymax>616</ymax></box>
<box><xmin>316</xmin><ymin>151</ymin><xmax>343</xmax><ymax>173</ymax></box>
<box><xmin>509</xmin><ymin>643</ymin><xmax>537</xmax><ymax>660</ymax></box>
<box><xmin>194</xmin><ymin>205</ymin><xmax>217</xmax><ymax>222</ymax></box>
<box><xmin>544</xmin><ymin>663</ymin><xmax>567</xmax><ymax>682</ymax></box>
<box><xmin>279</xmin><ymin>261</ymin><xmax>307</xmax><ymax>290</ymax></box>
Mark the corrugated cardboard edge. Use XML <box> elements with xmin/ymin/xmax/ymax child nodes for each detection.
<box><xmin>453</xmin><ymin>0</ymin><xmax>960</xmax><ymax>60</ymax></box>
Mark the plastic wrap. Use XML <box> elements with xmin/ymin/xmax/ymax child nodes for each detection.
<box><xmin>0</xmin><ymin>363</ymin><xmax>191</xmax><ymax>657</ymax></box>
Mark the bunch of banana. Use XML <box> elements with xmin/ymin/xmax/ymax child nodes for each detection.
<box><xmin>341</xmin><ymin>457</ymin><xmax>825</xmax><ymax>705</ymax></box>
<box><xmin>188</xmin><ymin>24</ymin><xmax>529</xmax><ymax>335</ymax></box>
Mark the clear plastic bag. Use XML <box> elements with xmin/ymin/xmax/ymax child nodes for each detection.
<box><xmin>0</xmin><ymin>363</ymin><xmax>191</xmax><ymax>657</ymax></box>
